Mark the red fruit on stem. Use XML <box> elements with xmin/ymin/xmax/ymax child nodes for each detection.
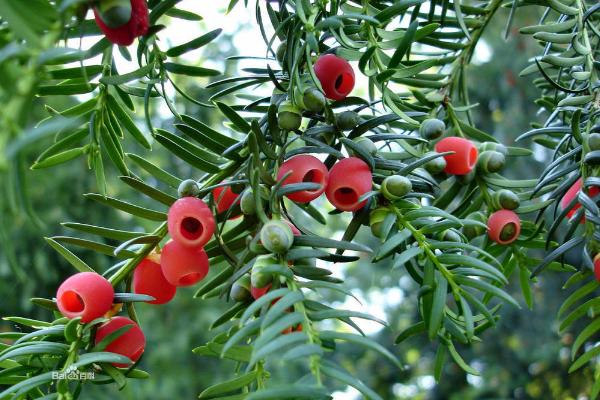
<box><xmin>251</xmin><ymin>283</ymin><xmax>272</xmax><ymax>300</ymax></box>
<box><xmin>95</xmin><ymin>316</ymin><xmax>146</xmax><ymax>367</ymax></box>
<box><xmin>314</xmin><ymin>54</ymin><xmax>355</xmax><ymax>100</ymax></box>
<box><xmin>434</xmin><ymin>137</ymin><xmax>479</xmax><ymax>175</ymax></box>
<box><xmin>487</xmin><ymin>209</ymin><xmax>521</xmax><ymax>245</ymax></box>
<box><xmin>133</xmin><ymin>256</ymin><xmax>177</xmax><ymax>304</ymax></box>
<box><xmin>160</xmin><ymin>241</ymin><xmax>209</xmax><ymax>287</ymax></box>
<box><xmin>212</xmin><ymin>183</ymin><xmax>241</xmax><ymax>215</ymax></box>
<box><xmin>325</xmin><ymin>157</ymin><xmax>372</xmax><ymax>212</ymax></box>
<box><xmin>277</xmin><ymin>155</ymin><xmax>329</xmax><ymax>203</ymax></box>
<box><xmin>560</xmin><ymin>178</ymin><xmax>600</xmax><ymax>223</ymax></box>
<box><xmin>93</xmin><ymin>0</ymin><xmax>149</xmax><ymax>46</ymax></box>
<box><xmin>167</xmin><ymin>197</ymin><xmax>215</xmax><ymax>248</ymax></box>
<box><xmin>593</xmin><ymin>254</ymin><xmax>600</xmax><ymax>282</ymax></box>
<box><xmin>56</xmin><ymin>272</ymin><xmax>114</xmax><ymax>323</ymax></box>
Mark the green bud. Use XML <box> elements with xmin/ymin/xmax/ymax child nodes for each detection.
<box><xmin>438</xmin><ymin>229</ymin><xmax>462</xmax><ymax>242</ymax></box>
<box><xmin>96</xmin><ymin>0</ymin><xmax>132</xmax><ymax>28</ymax></box>
<box><xmin>423</xmin><ymin>152</ymin><xmax>447</xmax><ymax>175</ymax></box>
<box><xmin>251</xmin><ymin>255</ymin><xmax>278</xmax><ymax>288</ymax></box>
<box><xmin>381</xmin><ymin>175</ymin><xmax>412</xmax><ymax>200</ymax></box>
<box><xmin>462</xmin><ymin>211</ymin><xmax>486</xmax><ymax>239</ymax></box>
<box><xmin>588</xmin><ymin>133</ymin><xmax>600</xmax><ymax>151</ymax></box>
<box><xmin>240</xmin><ymin>190</ymin><xmax>256</xmax><ymax>215</ymax></box>
<box><xmin>277</xmin><ymin>101</ymin><xmax>302</xmax><ymax>131</ymax></box>
<box><xmin>260</xmin><ymin>220</ymin><xmax>294</xmax><ymax>253</ymax></box>
<box><xmin>419</xmin><ymin>118</ymin><xmax>445</xmax><ymax>140</ymax></box>
<box><xmin>477</xmin><ymin>150</ymin><xmax>506</xmax><ymax>174</ymax></box>
<box><xmin>352</xmin><ymin>137</ymin><xmax>377</xmax><ymax>156</ymax></box>
<box><xmin>369</xmin><ymin>207</ymin><xmax>392</xmax><ymax>238</ymax></box>
<box><xmin>335</xmin><ymin>111</ymin><xmax>360</xmax><ymax>131</ymax></box>
<box><xmin>230</xmin><ymin>275</ymin><xmax>252</xmax><ymax>302</ymax></box>
<box><xmin>494</xmin><ymin>189</ymin><xmax>520</xmax><ymax>210</ymax></box>
<box><xmin>302</xmin><ymin>87</ymin><xmax>326</xmax><ymax>113</ymax></box>
<box><xmin>479</xmin><ymin>142</ymin><xmax>507</xmax><ymax>156</ymax></box>
<box><xmin>177</xmin><ymin>179</ymin><xmax>200</xmax><ymax>198</ymax></box>
<box><xmin>456</xmin><ymin>169</ymin><xmax>476</xmax><ymax>185</ymax></box>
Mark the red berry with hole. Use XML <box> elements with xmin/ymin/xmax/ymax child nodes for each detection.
<box><xmin>251</xmin><ymin>283</ymin><xmax>272</xmax><ymax>300</ymax></box>
<box><xmin>93</xmin><ymin>0</ymin><xmax>149</xmax><ymax>46</ymax></box>
<box><xmin>133</xmin><ymin>256</ymin><xmax>176</xmax><ymax>304</ymax></box>
<box><xmin>277</xmin><ymin>155</ymin><xmax>329</xmax><ymax>203</ymax></box>
<box><xmin>314</xmin><ymin>54</ymin><xmax>355</xmax><ymax>100</ymax></box>
<box><xmin>56</xmin><ymin>272</ymin><xmax>114</xmax><ymax>323</ymax></box>
<box><xmin>212</xmin><ymin>183</ymin><xmax>241</xmax><ymax>215</ymax></box>
<box><xmin>487</xmin><ymin>209</ymin><xmax>521</xmax><ymax>245</ymax></box>
<box><xmin>560</xmin><ymin>178</ymin><xmax>600</xmax><ymax>223</ymax></box>
<box><xmin>325</xmin><ymin>157</ymin><xmax>372</xmax><ymax>212</ymax></box>
<box><xmin>95</xmin><ymin>316</ymin><xmax>145</xmax><ymax>367</ymax></box>
<box><xmin>160</xmin><ymin>240</ymin><xmax>209</xmax><ymax>287</ymax></box>
<box><xmin>434</xmin><ymin>137</ymin><xmax>479</xmax><ymax>175</ymax></box>
<box><xmin>167</xmin><ymin>197</ymin><xmax>215</xmax><ymax>248</ymax></box>
<box><xmin>594</xmin><ymin>254</ymin><xmax>600</xmax><ymax>282</ymax></box>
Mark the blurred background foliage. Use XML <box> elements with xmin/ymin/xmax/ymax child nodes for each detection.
<box><xmin>0</xmin><ymin>4</ymin><xmax>589</xmax><ymax>400</ymax></box>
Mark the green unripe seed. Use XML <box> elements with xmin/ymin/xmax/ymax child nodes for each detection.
<box><xmin>479</xmin><ymin>142</ymin><xmax>508</xmax><ymax>156</ymax></box>
<box><xmin>423</xmin><ymin>152</ymin><xmax>447</xmax><ymax>175</ymax></box>
<box><xmin>352</xmin><ymin>137</ymin><xmax>377</xmax><ymax>156</ymax></box>
<box><xmin>302</xmin><ymin>87</ymin><xmax>327</xmax><ymax>113</ymax></box>
<box><xmin>499</xmin><ymin>223</ymin><xmax>518</xmax><ymax>242</ymax></box>
<box><xmin>277</xmin><ymin>101</ymin><xmax>302</xmax><ymax>131</ymax></box>
<box><xmin>419</xmin><ymin>118</ymin><xmax>445</xmax><ymax>140</ymax></box>
<box><xmin>230</xmin><ymin>275</ymin><xmax>252</xmax><ymax>302</ymax></box>
<box><xmin>477</xmin><ymin>150</ymin><xmax>506</xmax><ymax>174</ymax></box>
<box><xmin>251</xmin><ymin>255</ymin><xmax>278</xmax><ymax>288</ymax></box>
<box><xmin>369</xmin><ymin>207</ymin><xmax>392</xmax><ymax>238</ymax></box>
<box><xmin>335</xmin><ymin>111</ymin><xmax>360</xmax><ymax>131</ymax></box>
<box><xmin>260</xmin><ymin>220</ymin><xmax>294</xmax><ymax>253</ymax></box>
<box><xmin>588</xmin><ymin>133</ymin><xmax>600</xmax><ymax>151</ymax></box>
<box><xmin>276</xmin><ymin>41</ymin><xmax>287</xmax><ymax>64</ymax></box>
<box><xmin>97</xmin><ymin>0</ymin><xmax>132</xmax><ymax>28</ymax></box>
<box><xmin>381</xmin><ymin>175</ymin><xmax>412</xmax><ymax>200</ymax></box>
<box><xmin>495</xmin><ymin>189</ymin><xmax>520</xmax><ymax>210</ymax></box>
<box><xmin>240</xmin><ymin>190</ymin><xmax>256</xmax><ymax>215</ymax></box>
<box><xmin>177</xmin><ymin>179</ymin><xmax>200</xmax><ymax>198</ymax></box>
<box><xmin>462</xmin><ymin>211</ymin><xmax>487</xmax><ymax>239</ymax></box>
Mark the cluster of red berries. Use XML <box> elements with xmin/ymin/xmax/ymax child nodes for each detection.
<box><xmin>93</xmin><ymin>0</ymin><xmax>149</xmax><ymax>46</ymax></box>
<box><xmin>278</xmin><ymin>154</ymin><xmax>372</xmax><ymax>212</ymax></box>
<box><xmin>56</xmin><ymin>272</ymin><xmax>145</xmax><ymax>366</ymax></box>
<box><xmin>53</xmin><ymin>186</ymin><xmax>223</xmax><ymax>365</ymax></box>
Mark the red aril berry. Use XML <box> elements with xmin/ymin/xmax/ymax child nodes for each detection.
<box><xmin>167</xmin><ymin>197</ymin><xmax>215</xmax><ymax>248</ymax></box>
<box><xmin>560</xmin><ymin>178</ymin><xmax>600</xmax><ymax>223</ymax></box>
<box><xmin>325</xmin><ymin>157</ymin><xmax>372</xmax><ymax>212</ymax></box>
<box><xmin>487</xmin><ymin>209</ymin><xmax>521</xmax><ymax>245</ymax></box>
<box><xmin>251</xmin><ymin>283</ymin><xmax>272</xmax><ymax>300</ymax></box>
<box><xmin>160</xmin><ymin>240</ymin><xmax>209</xmax><ymax>287</ymax></box>
<box><xmin>594</xmin><ymin>254</ymin><xmax>600</xmax><ymax>282</ymax></box>
<box><xmin>434</xmin><ymin>137</ymin><xmax>479</xmax><ymax>175</ymax></box>
<box><xmin>93</xmin><ymin>0</ymin><xmax>149</xmax><ymax>46</ymax></box>
<box><xmin>95</xmin><ymin>316</ymin><xmax>145</xmax><ymax>367</ymax></box>
<box><xmin>212</xmin><ymin>183</ymin><xmax>241</xmax><ymax>215</ymax></box>
<box><xmin>277</xmin><ymin>155</ymin><xmax>329</xmax><ymax>203</ymax></box>
<box><xmin>133</xmin><ymin>255</ymin><xmax>176</xmax><ymax>305</ymax></box>
<box><xmin>56</xmin><ymin>272</ymin><xmax>114</xmax><ymax>323</ymax></box>
<box><xmin>283</xmin><ymin>220</ymin><xmax>301</xmax><ymax>236</ymax></box>
<box><xmin>314</xmin><ymin>54</ymin><xmax>355</xmax><ymax>100</ymax></box>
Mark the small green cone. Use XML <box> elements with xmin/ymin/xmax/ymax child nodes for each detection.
<box><xmin>177</xmin><ymin>179</ymin><xmax>200</xmax><ymax>198</ymax></box>
<box><xmin>260</xmin><ymin>220</ymin><xmax>294</xmax><ymax>253</ymax></box>
<box><xmin>477</xmin><ymin>150</ymin><xmax>506</xmax><ymax>174</ymax></box>
<box><xmin>335</xmin><ymin>111</ymin><xmax>360</xmax><ymax>131</ymax></box>
<box><xmin>277</xmin><ymin>101</ymin><xmax>302</xmax><ymax>131</ymax></box>
<box><xmin>302</xmin><ymin>87</ymin><xmax>326</xmax><ymax>113</ymax></box>
<box><xmin>419</xmin><ymin>118</ymin><xmax>445</xmax><ymax>140</ymax></box>
<box><xmin>494</xmin><ymin>189</ymin><xmax>520</xmax><ymax>210</ymax></box>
